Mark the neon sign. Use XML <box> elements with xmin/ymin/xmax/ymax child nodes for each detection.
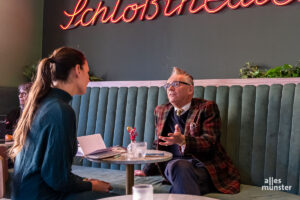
<box><xmin>60</xmin><ymin>0</ymin><xmax>297</xmax><ymax>30</ymax></box>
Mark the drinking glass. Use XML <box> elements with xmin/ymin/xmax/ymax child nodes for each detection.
<box><xmin>132</xmin><ymin>184</ymin><xmax>153</xmax><ymax>200</ymax></box>
<box><xmin>134</xmin><ymin>142</ymin><xmax>147</xmax><ymax>158</ymax></box>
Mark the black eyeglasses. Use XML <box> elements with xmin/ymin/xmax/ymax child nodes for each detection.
<box><xmin>163</xmin><ymin>81</ymin><xmax>192</xmax><ymax>90</ymax></box>
<box><xmin>19</xmin><ymin>92</ymin><xmax>28</xmax><ymax>97</ymax></box>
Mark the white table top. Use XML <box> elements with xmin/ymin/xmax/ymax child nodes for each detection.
<box><xmin>89</xmin><ymin>150</ymin><xmax>172</xmax><ymax>165</ymax></box>
<box><xmin>100</xmin><ymin>193</ymin><xmax>219</xmax><ymax>200</ymax></box>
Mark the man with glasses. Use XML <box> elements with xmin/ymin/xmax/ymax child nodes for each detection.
<box><xmin>135</xmin><ymin>67</ymin><xmax>240</xmax><ymax>195</ymax></box>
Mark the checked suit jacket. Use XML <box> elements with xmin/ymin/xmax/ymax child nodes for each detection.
<box><xmin>154</xmin><ymin>98</ymin><xmax>240</xmax><ymax>194</ymax></box>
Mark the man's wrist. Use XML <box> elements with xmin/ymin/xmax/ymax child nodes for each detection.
<box><xmin>179</xmin><ymin>136</ymin><xmax>186</xmax><ymax>146</ymax></box>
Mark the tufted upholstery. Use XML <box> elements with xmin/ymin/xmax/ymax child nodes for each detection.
<box><xmin>71</xmin><ymin>82</ymin><xmax>300</xmax><ymax>196</ymax></box>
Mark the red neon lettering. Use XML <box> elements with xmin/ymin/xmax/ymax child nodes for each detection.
<box><xmin>189</xmin><ymin>0</ymin><xmax>205</xmax><ymax>14</ymax></box>
<box><xmin>60</xmin><ymin>0</ymin><xmax>298</xmax><ymax>30</ymax></box>
<box><xmin>103</xmin><ymin>0</ymin><xmax>122</xmax><ymax>23</ymax></box>
<box><xmin>122</xmin><ymin>4</ymin><xmax>138</xmax><ymax>23</ymax></box>
<box><xmin>241</xmin><ymin>0</ymin><xmax>255</xmax><ymax>7</ymax></box>
<box><xmin>204</xmin><ymin>0</ymin><xmax>229</xmax><ymax>13</ymax></box>
<box><xmin>136</xmin><ymin>0</ymin><xmax>149</xmax><ymax>20</ymax></box>
<box><xmin>227</xmin><ymin>0</ymin><xmax>241</xmax><ymax>9</ymax></box>
<box><xmin>90</xmin><ymin>1</ymin><xmax>109</xmax><ymax>24</ymax></box>
<box><xmin>78</xmin><ymin>8</ymin><xmax>94</xmax><ymax>26</ymax></box>
<box><xmin>60</xmin><ymin>0</ymin><xmax>88</xmax><ymax>30</ymax></box>
<box><xmin>254</xmin><ymin>0</ymin><xmax>270</xmax><ymax>6</ymax></box>
<box><xmin>164</xmin><ymin>0</ymin><xmax>187</xmax><ymax>16</ymax></box>
<box><xmin>272</xmin><ymin>0</ymin><xmax>293</xmax><ymax>5</ymax></box>
<box><xmin>145</xmin><ymin>0</ymin><xmax>159</xmax><ymax>20</ymax></box>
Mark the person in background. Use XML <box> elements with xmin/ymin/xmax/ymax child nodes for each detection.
<box><xmin>9</xmin><ymin>47</ymin><xmax>112</xmax><ymax>200</ymax></box>
<box><xmin>135</xmin><ymin>67</ymin><xmax>240</xmax><ymax>195</ymax></box>
<box><xmin>4</xmin><ymin>82</ymin><xmax>33</xmax><ymax>137</ymax></box>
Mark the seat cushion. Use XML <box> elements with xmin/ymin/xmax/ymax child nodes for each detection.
<box><xmin>205</xmin><ymin>184</ymin><xmax>300</xmax><ymax>200</ymax></box>
<box><xmin>71</xmin><ymin>165</ymin><xmax>171</xmax><ymax>194</ymax></box>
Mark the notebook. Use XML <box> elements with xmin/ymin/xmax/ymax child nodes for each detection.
<box><xmin>77</xmin><ymin>134</ymin><xmax>126</xmax><ymax>159</ymax></box>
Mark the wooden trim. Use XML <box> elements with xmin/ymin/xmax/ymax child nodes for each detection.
<box><xmin>88</xmin><ymin>78</ymin><xmax>300</xmax><ymax>88</ymax></box>
<box><xmin>0</xmin><ymin>156</ymin><xmax>4</xmax><ymax>198</ymax></box>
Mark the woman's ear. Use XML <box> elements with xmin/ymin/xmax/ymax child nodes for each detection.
<box><xmin>74</xmin><ymin>64</ymin><xmax>81</xmax><ymax>78</ymax></box>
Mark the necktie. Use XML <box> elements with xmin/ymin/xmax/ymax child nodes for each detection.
<box><xmin>176</xmin><ymin>109</ymin><xmax>184</xmax><ymax>116</ymax></box>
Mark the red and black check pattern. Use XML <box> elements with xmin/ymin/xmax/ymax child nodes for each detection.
<box><xmin>154</xmin><ymin>98</ymin><xmax>240</xmax><ymax>194</ymax></box>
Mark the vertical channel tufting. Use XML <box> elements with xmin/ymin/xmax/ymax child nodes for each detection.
<box><xmin>121</xmin><ymin>87</ymin><xmax>138</xmax><ymax>171</ymax></box>
<box><xmin>86</xmin><ymin>88</ymin><xmax>100</xmax><ymax>135</ymax></box>
<box><xmin>84</xmin><ymin>88</ymin><xmax>100</xmax><ymax>167</ymax></box>
<box><xmin>111</xmin><ymin>87</ymin><xmax>128</xmax><ymax>170</ymax></box>
<box><xmin>287</xmin><ymin>83</ymin><xmax>300</xmax><ymax>194</ymax></box>
<box><xmin>135</xmin><ymin>87</ymin><xmax>148</xmax><ymax>142</ymax></box>
<box><xmin>194</xmin><ymin>86</ymin><xmax>204</xmax><ymax>98</ymax></box>
<box><xmin>226</xmin><ymin>86</ymin><xmax>242</xmax><ymax>168</ymax></box>
<box><xmin>276</xmin><ymin>84</ymin><xmax>295</xmax><ymax>185</ymax></box>
<box><xmin>93</xmin><ymin>88</ymin><xmax>109</xmax><ymax>168</ymax></box>
<box><xmin>77</xmin><ymin>88</ymin><xmax>91</xmax><ymax>167</ymax></box>
<box><xmin>239</xmin><ymin>85</ymin><xmax>256</xmax><ymax>185</ymax></box>
<box><xmin>251</xmin><ymin>85</ymin><xmax>269</xmax><ymax>186</ymax></box>
<box><xmin>158</xmin><ymin>87</ymin><xmax>168</xmax><ymax>105</ymax></box>
<box><xmin>102</xmin><ymin>87</ymin><xmax>119</xmax><ymax>169</ymax></box>
<box><xmin>216</xmin><ymin>86</ymin><xmax>229</xmax><ymax>148</ymax></box>
<box><xmin>134</xmin><ymin>87</ymin><xmax>148</xmax><ymax>170</ymax></box>
<box><xmin>77</xmin><ymin>88</ymin><xmax>91</xmax><ymax>137</ymax></box>
<box><xmin>71</xmin><ymin>95</ymin><xmax>82</xmax><ymax>166</ymax></box>
<box><xmin>71</xmin><ymin>95</ymin><xmax>81</xmax><ymax>126</ymax></box>
<box><xmin>204</xmin><ymin>86</ymin><xmax>217</xmax><ymax>101</ymax></box>
<box><xmin>144</xmin><ymin>87</ymin><xmax>159</xmax><ymax>149</ymax></box>
<box><xmin>95</xmin><ymin>88</ymin><xmax>109</xmax><ymax>138</ymax></box>
<box><xmin>264</xmin><ymin>85</ymin><xmax>282</xmax><ymax>180</ymax></box>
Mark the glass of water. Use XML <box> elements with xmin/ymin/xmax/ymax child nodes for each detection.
<box><xmin>134</xmin><ymin>142</ymin><xmax>147</xmax><ymax>158</ymax></box>
<box><xmin>133</xmin><ymin>184</ymin><xmax>153</xmax><ymax>200</ymax></box>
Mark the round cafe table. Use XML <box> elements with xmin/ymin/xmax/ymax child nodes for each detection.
<box><xmin>88</xmin><ymin>150</ymin><xmax>172</xmax><ymax>195</ymax></box>
<box><xmin>99</xmin><ymin>193</ymin><xmax>218</xmax><ymax>200</ymax></box>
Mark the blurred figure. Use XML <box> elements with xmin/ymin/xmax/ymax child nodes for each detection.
<box><xmin>4</xmin><ymin>83</ymin><xmax>32</xmax><ymax>136</ymax></box>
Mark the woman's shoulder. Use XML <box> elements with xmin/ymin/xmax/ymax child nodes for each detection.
<box><xmin>39</xmin><ymin>97</ymin><xmax>75</xmax><ymax>120</ymax></box>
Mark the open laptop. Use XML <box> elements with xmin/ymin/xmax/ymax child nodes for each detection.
<box><xmin>77</xmin><ymin>134</ymin><xmax>126</xmax><ymax>159</ymax></box>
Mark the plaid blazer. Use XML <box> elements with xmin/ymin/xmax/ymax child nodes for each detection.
<box><xmin>154</xmin><ymin>98</ymin><xmax>240</xmax><ymax>194</ymax></box>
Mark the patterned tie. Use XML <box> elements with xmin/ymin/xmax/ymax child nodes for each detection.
<box><xmin>176</xmin><ymin>109</ymin><xmax>184</xmax><ymax>116</ymax></box>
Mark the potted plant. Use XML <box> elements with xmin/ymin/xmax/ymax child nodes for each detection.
<box><xmin>239</xmin><ymin>60</ymin><xmax>300</xmax><ymax>78</ymax></box>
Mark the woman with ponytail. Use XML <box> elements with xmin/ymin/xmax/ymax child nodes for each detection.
<box><xmin>10</xmin><ymin>47</ymin><xmax>112</xmax><ymax>200</ymax></box>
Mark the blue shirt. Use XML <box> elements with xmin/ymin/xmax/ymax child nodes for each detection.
<box><xmin>12</xmin><ymin>88</ymin><xmax>91</xmax><ymax>200</ymax></box>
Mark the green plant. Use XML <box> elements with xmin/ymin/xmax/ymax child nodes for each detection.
<box><xmin>239</xmin><ymin>62</ymin><xmax>266</xmax><ymax>78</ymax></box>
<box><xmin>239</xmin><ymin>61</ymin><xmax>300</xmax><ymax>78</ymax></box>
<box><xmin>88</xmin><ymin>71</ymin><xmax>103</xmax><ymax>81</ymax></box>
<box><xmin>264</xmin><ymin>64</ymin><xmax>298</xmax><ymax>78</ymax></box>
<box><xmin>23</xmin><ymin>63</ymin><xmax>103</xmax><ymax>81</ymax></box>
<box><xmin>23</xmin><ymin>64</ymin><xmax>37</xmax><ymax>82</ymax></box>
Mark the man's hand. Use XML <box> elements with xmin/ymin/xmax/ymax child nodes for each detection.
<box><xmin>159</xmin><ymin>124</ymin><xmax>185</xmax><ymax>146</ymax></box>
<box><xmin>134</xmin><ymin>170</ymin><xmax>146</xmax><ymax>176</ymax></box>
<box><xmin>84</xmin><ymin>179</ymin><xmax>112</xmax><ymax>192</ymax></box>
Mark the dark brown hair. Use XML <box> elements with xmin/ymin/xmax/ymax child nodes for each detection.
<box><xmin>9</xmin><ymin>47</ymin><xmax>85</xmax><ymax>158</ymax></box>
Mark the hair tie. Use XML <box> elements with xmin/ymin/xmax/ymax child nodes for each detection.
<box><xmin>48</xmin><ymin>58</ymin><xmax>56</xmax><ymax>63</ymax></box>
